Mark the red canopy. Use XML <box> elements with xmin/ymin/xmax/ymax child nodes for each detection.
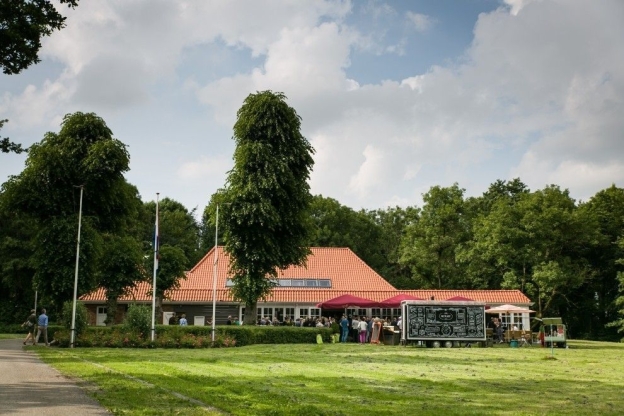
<box><xmin>446</xmin><ymin>296</ymin><xmax>474</xmax><ymax>301</ymax></box>
<box><xmin>379</xmin><ymin>293</ymin><xmax>424</xmax><ymax>308</ymax></box>
<box><xmin>316</xmin><ymin>294</ymin><xmax>379</xmax><ymax>309</ymax></box>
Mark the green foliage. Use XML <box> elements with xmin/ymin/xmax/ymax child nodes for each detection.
<box><xmin>0</xmin><ymin>119</ymin><xmax>25</xmax><ymax>153</ymax></box>
<box><xmin>0</xmin><ymin>112</ymin><xmax>138</xmax><ymax>311</ymax></box>
<box><xmin>143</xmin><ymin>198</ymin><xmax>201</xmax><ymax>266</ymax></box>
<box><xmin>400</xmin><ymin>183</ymin><xmax>469</xmax><ymax>289</ymax></box>
<box><xmin>223</xmin><ymin>91</ymin><xmax>315</xmax><ymax>323</ymax></box>
<box><xmin>123</xmin><ymin>304</ymin><xmax>152</xmax><ymax>337</ymax></box>
<box><xmin>0</xmin><ymin>1</ymin><xmax>79</xmax><ymax>75</ymax></box>
<box><xmin>61</xmin><ymin>300</ymin><xmax>88</xmax><ymax>337</ymax></box>
<box><xmin>51</xmin><ymin>325</ymin><xmax>330</xmax><ymax>348</ymax></box>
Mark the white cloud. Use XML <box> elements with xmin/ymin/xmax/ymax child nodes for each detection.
<box><xmin>405</xmin><ymin>11</ymin><xmax>434</xmax><ymax>32</ymax></box>
<box><xmin>2</xmin><ymin>0</ymin><xmax>623</xmax><ymax>213</ymax></box>
<box><xmin>177</xmin><ymin>155</ymin><xmax>232</xmax><ymax>180</ymax></box>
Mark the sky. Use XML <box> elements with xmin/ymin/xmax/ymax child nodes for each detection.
<box><xmin>1</xmin><ymin>0</ymin><xmax>623</xmax><ymax>215</ymax></box>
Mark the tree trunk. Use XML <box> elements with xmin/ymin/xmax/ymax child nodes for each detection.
<box><xmin>244</xmin><ymin>300</ymin><xmax>257</xmax><ymax>325</ymax></box>
<box><xmin>156</xmin><ymin>296</ymin><xmax>164</xmax><ymax>325</ymax></box>
<box><xmin>105</xmin><ymin>296</ymin><xmax>118</xmax><ymax>326</ymax></box>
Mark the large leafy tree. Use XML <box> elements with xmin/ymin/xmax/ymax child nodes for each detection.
<box><xmin>307</xmin><ymin>195</ymin><xmax>384</xmax><ymax>271</ymax></box>
<box><xmin>223</xmin><ymin>91</ymin><xmax>314</xmax><ymax>324</ymax></box>
<box><xmin>607</xmin><ymin>237</ymin><xmax>624</xmax><ymax>340</ymax></box>
<box><xmin>0</xmin><ymin>0</ymin><xmax>79</xmax><ymax>75</ymax></box>
<box><xmin>400</xmin><ymin>184</ymin><xmax>470</xmax><ymax>289</ymax></box>
<box><xmin>575</xmin><ymin>185</ymin><xmax>624</xmax><ymax>339</ymax></box>
<box><xmin>0</xmin><ymin>193</ymin><xmax>37</xmax><ymax>323</ymax></box>
<box><xmin>1</xmin><ymin>112</ymin><xmax>134</xmax><ymax>311</ymax></box>
<box><xmin>142</xmin><ymin>198</ymin><xmax>195</xmax><ymax>319</ymax></box>
<box><xmin>367</xmin><ymin>206</ymin><xmax>420</xmax><ymax>289</ymax></box>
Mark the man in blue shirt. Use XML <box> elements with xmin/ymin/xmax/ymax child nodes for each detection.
<box><xmin>178</xmin><ymin>314</ymin><xmax>188</xmax><ymax>326</ymax></box>
<box><xmin>340</xmin><ymin>314</ymin><xmax>349</xmax><ymax>343</ymax></box>
<box><xmin>35</xmin><ymin>309</ymin><xmax>49</xmax><ymax>346</ymax></box>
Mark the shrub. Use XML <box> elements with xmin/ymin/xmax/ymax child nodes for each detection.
<box><xmin>124</xmin><ymin>304</ymin><xmax>151</xmax><ymax>337</ymax></box>
<box><xmin>61</xmin><ymin>300</ymin><xmax>89</xmax><ymax>337</ymax></box>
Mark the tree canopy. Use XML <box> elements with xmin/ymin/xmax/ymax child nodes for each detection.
<box><xmin>0</xmin><ymin>112</ymin><xmax>135</xmax><ymax>311</ymax></box>
<box><xmin>222</xmin><ymin>91</ymin><xmax>315</xmax><ymax>324</ymax></box>
<box><xmin>0</xmin><ymin>0</ymin><xmax>79</xmax><ymax>75</ymax></box>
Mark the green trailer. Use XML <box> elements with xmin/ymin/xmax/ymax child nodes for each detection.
<box><xmin>542</xmin><ymin>317</ymin><xmax>567</xmax><ymax>348</ymax></box>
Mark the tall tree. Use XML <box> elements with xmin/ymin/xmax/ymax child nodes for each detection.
<box><xmin>223</xmin><ymin>91</ymin><xmax>314</xmax><ymax>324</ymax></box>
<box><xmin>142</xmin><ymin>198</ymin><xmax>196</xmax><ymax>320</ymax></box>
<box><xmin>367</xmin><ymin>206</ymin><xmax>420</xmax><ymax>289</ymax></box>
<box><xmin>0</xmin><ymin>0</ymin><xmax>79</xmax><ymax>75</ymax></box>
<box><xmin>607</xmin><ymin>237</ymin><xmax>624</xmax><ymax>340</ymax></box>
<box><xmin>1</xmin><ymin>112</ymin><xmax>133</xmax><ymax>311</ymax></box>
<box><xmin>307</xmin><ymin>195</ymin><xmax>385</xmax><ymax>272</ymax></box>
<box><xmin>575</xmin><ymin>185</ymin><xmax>624</xmax><ymax>339</ymax></box>
<box><xmin>400</xmin><ymin>184</ymin><xmax>469</xmax><ymax>289</ymax></box>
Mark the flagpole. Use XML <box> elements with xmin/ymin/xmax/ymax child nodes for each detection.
<box><xmin>211</xmin><ymin>204</ymin><xmax>219</xmax><ymax>344</ymax></box>
<box><xmin>70</xmin><ymin>185</ymin><xmax>84</xmax><ymax>348</ymax></box>
<box><xmin>151</xmin><ymin>193</ymin><xmax>160</xmax><ymax>342</ymax></box>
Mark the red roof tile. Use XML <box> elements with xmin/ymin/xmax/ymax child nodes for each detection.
<box><xmin>81</xmin><ymin>247</ymin><xmax>531</xmax><ymax>305</ymax></box>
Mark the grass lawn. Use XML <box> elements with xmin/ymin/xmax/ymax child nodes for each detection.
<box><xmin>0</xmin><ymin>333</ymin><xmax>23</xmax><ymax>339</ymax></box>
<box><xmin>32</xmin><ymin>340</ymin><xmax>624</xmax><ymax>416</ymax></box>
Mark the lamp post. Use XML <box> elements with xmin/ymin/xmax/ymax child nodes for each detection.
<box><xmin>70</xmin><ymin>185</ymin><xmax>84</xmax><ymax>348</ymax></box>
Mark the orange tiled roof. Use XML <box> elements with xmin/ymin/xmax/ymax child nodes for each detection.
<box><xmin>81</xmin><ymin>247</ymin><xmax>532</xmax><ymax>305</ymax></box>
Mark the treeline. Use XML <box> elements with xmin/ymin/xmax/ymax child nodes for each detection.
<box><xmin>1</xmin><ymin>113</ymin><xmax>623</xmax><ymax>340</ymax></box>
<box><xmin>299</xmin><ymin>181</ymin><xmax>624</xmax><ymax>341</ymax></box>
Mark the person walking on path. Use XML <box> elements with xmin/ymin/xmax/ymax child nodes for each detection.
<box><xmin>35</xmin><ymin>308</ymin><xmax>49</xmax><ymax>346</ymax></box>
<box><xmin>21</xmin><ymin>309</ymin><xmax>37</xmax><ymax>345</ymax></box>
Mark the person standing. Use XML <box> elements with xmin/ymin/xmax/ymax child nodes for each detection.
<box><xmin>340</xmin><ymin>314</ymin><xmax>349</xmax><ymax>343</ymax></box>
<box><xmin>35</xmin><ymin>309</ymin><xmax>49</xmax><ymax>346</ymax></box>
<box><xmin>21</xmin><ymin>309</ymin><xmax>37</xmax><ymax>345</ymax></box>
<box><xmin>351</xmin><ymin>316</ymin><xmax>359</xmax><ymax>342</ymax></box>
<box><xmin>358</xmin><ymin>317</ymin><xmax>368</xmax><ymax>343</ymax></box>
<box><xmin>178</xmin><ymin>314</ymin><xmax>188</xmax><ymax>326</ymax></box>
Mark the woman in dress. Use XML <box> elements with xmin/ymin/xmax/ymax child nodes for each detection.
<box><xmin>21</xmin><ymin>309</ymin><xmax>37</xmax><ymax>345</ymax></box>
<box><xmin>370</xmin><ymin>318</ymin><xmax>382</xmax><ymax>344</ymax></box>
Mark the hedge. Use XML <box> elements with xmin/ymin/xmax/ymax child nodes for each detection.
<box><xmin>0</xmin><ymin>324</ymin><xmax>64</xmax><ymax>334</ymax></box>
<box><xmin>51</xmin><ymin>325</ymin><xmax>333</xmax><ymax>348</ymax></box>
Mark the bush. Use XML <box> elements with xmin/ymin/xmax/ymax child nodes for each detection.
<box><xmin>124</xmin><ymin>304</ymin><xmax>151</xmax><ymax>337</ymax></box>
<box><xmin>52</xmin><ymin>324</ymin><xmax>333</xmax><ymax>348</ymax></box>
<box><xmin>61</xmin><ymin>300</ymin><xmax>89</xmax><ymax>337</ymax></box>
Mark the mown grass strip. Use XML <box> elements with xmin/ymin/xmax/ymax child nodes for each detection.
<box><xmin>54</xmin><ymin>349</ymin><xmax>228</xmax><ymax>415</ymax></box>
<box><xmin>35</xmin><ymin>340</ymin><xmax>624</xmax><ymax>416</ymax></box>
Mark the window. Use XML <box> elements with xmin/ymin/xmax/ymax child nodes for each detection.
<box><xmin>392</xmin><ymin>308</ymin><xmax>401</xmax><ymax>317</ymax></box>
<box><xmin>305</xmin><ymin>279</ymin><xmax>317</xmax><ymax>287</ymax></box>
<box><xmin>309</xmin><ymin>308</ymin><xmax>321</xmax><ymax>318</ymax></box>
<box><xmin>278</xmin><ymin>279</ymin><xmax>291</xmax><ymax>287</ymax></box>
<box><xmin>285</xmin><ymin>308</ymin><xmax>295</xmax><ymax>320</ymax></box>
<box><xmin>292</xmin><ymin>279</ymin><xmax>305</xmax><ymax>287</ymax></box>
<box><xmin>299</xmin><ymin>308</ymin><xmax>309</xmax><ymax>318</ymax></box>
<box><xmin>318</xmin><ymin>280</ymin><xmax>331</xmax><ymax>287</ymax></box>
<box><xmin>225</xmin><ymin>279</ymin><xmax>235</xmax><ymax>287</ymax></box>
<box><xmin>346</xmin><ymin>308</ymin><xmax>356</xmax><ymax>318</ymax></box>
<box><xmin>382</xmin><ymin>308</ymin><xmax>392</xmax><ymax>318</ymax></box>
<box><xmin>357</xmin><ymin>309</ymin><xmax>367</xmax><ymax>317</ymax></box>
<box><xmin>371</xmin><ymin>308</ymin><xmax>381</xmax><ymax>317</ymax></box>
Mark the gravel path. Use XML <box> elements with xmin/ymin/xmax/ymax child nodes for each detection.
<box><xmin>0</xmin><ymin>338</ymin><xmax>109</xmax><ymax>415</ymax></box>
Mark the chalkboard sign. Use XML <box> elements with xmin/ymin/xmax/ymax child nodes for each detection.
<box><xmin>404</xmin><ymin>303</ymin><xmax>486</xmax><ymax>341</ymax></box>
